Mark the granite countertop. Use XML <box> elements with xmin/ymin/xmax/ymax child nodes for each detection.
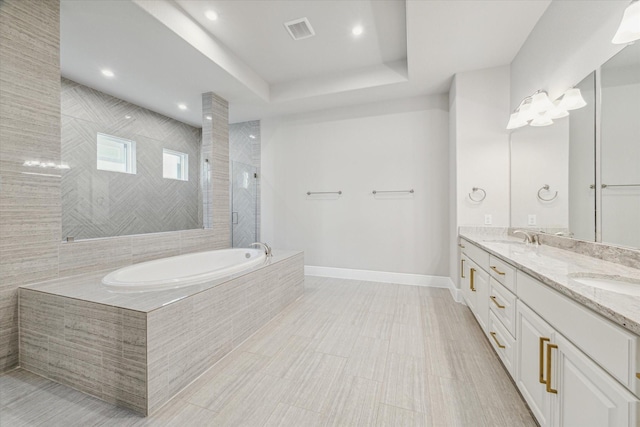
<box><xmin>460</xmin><ymin>232</ymin><xmax>640</xmax><ymax>336</ymax></box>
<box><xmin>20</xmin><ymin>249</ymin><xmax>302</xmax><ymax>313</ymax></box>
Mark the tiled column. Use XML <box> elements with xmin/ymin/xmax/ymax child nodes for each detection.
<box><xmin>0</xmin><ymin>0</ymin><xmax>62</xmax><ymax>372</ymax></box>
<box><xmin>201</xmin><ymin>92</ymin><xmax>230</xmax><ymax>247</ymax></box>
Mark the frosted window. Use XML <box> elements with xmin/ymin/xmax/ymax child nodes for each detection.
<box><xmin>97</xmin><ymin>133</ymin><xmax>136</xmax><ymax>174</ymax></box>
<box><xmin>163</xmin><ymin>149</ymin><xmax>188</xmax><ymax>181</ymax></box>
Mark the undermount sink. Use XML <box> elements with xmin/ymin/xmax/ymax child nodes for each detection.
<box><xmin>568</xmin><ymin>274</ymin><xmax>640</xmax><ymax>296</ymax></box>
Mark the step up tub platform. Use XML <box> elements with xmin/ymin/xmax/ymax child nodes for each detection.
<box><xmin>18</xmin><ymin>249</ymin><xmax>304</xmax><ymax>416</ymax></box>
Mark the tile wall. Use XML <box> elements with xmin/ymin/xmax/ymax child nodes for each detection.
<box><xmin>0</xmin><ymin>0</ymin><xmax>231</xmax><ymax>373</ymax></box>
<box><xmin>61</xmin><ymin>78</ymin><xmax>202</xmax><ymax>240</ymax></box>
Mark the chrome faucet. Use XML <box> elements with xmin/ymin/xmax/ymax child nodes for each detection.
<box><xmin>512</xmin><ymin>230</ymin><xmax>540</xmax><ymax>245</ymax></box>
<box><xmin>250</xmin><ymin>242</ymin><xmax>273</xmax><ymax>257</ymax></box>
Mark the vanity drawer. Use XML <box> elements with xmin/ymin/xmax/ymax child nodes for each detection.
<box><xmin>459</xmin><ymin>239</ymin><xmax>489</xmax><ymax>272</ymax></box>
<box><xmin>517</xmin><ymin>271</ymin><xmax>640</xmax><ymax>396</ymax></box>
<box><xmin>489</xmin><ymin>277</ymin><xmax>516</xmax><ymax>338</ymax></box>
<box><xmin>489</xmin><ymin>255</ymin><xmax>516</xmax><ymax>293</ymax></box>
<box><xmin>488</xmin><ymin>311</ymin><xmax>516</xmax><ymax>376</ymax></box>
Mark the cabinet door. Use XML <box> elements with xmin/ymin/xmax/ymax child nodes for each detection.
<box><xmin>516</xmin><ymin>301</ymin><xmax>555</xmax><ymax>427</ymax></box>
<box><xmin>461</xmin><ymin>255</ymin><xmax>476</xmax><ymax>312</ymax></box>
<box><xmin>553</xmin><ymin>334</ymin><xmax>638</xmax><ymax>427</ymax></box>
<box><xmin>473</xmin><ymin>266</ymin><xmax>489</xmax><ymax>333</ymax></box>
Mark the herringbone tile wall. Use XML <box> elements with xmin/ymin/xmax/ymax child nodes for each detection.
<box><xmin>61</xmin><ymin>78</ymin><xmax>202</xmax><ymax>240</ymax></box>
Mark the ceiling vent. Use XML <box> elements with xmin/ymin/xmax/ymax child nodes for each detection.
<box><xmin>284</xmin><ymin>17</ymin><xmax>315</xmax><ymax>41</ymax></box>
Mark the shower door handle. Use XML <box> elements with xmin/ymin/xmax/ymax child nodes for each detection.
<box><xmin>232</xmin><ymin>212</ymin><xmax>239</xmax><ymax>224</ymax></box>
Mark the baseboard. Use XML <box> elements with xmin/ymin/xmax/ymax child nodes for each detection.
<box><xmin>305</xmin><ymin>265</ymin><xmax>462</xmax><ymax>301</ymax></box>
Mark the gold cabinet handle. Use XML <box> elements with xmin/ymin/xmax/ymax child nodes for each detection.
<box><xmin>490</xmin><ymin>266</ymin><xmax>506</xmax><ymax>275</ymax></box>
<box><xmin>490</xmin><ymin>295</ymin><xmax>505</xmax><ymax>309</ymax></box>
<box><xmin>539</xmin><ymin>337</ymin><xmax>550</xmax><ymax>384</ymax></box>
<box><xmin>470</xmin><ymin>268</ymin><xmax>476</xmax><ymax>292</ymax></box>
<box><xmin>546</xmin><ymin>343</ymin><xmax>558</xmax><ymax>394</ymax></box>
<box><xmin>637</xmin><ymin>373</ymin><xmax>640</xmax><ymax>380</ymax></box>
<box><xmin>460</xmin><ymin>259</ymin><xmax>465</xmax><ymax>279</ymax></box>
<box><xmin>458</xmin><ymin>243</ymin><xmax>465</xmax><ymax>248</ymax></box>
<box><xmin>490</xmin><ymin>331</ymin><xmax>505</xmax><ymax>349</ymax></box>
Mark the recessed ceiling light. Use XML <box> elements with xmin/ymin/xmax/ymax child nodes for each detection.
<box><xmin>205</xmin><ymin>115</ymin><xmax>212</xmax><ymax>121</ymax></box>
<box><xmin>249</xmin><ymin>134</ymin><xmax>256</xmax><ymax>139</ymax></box>
<box><xmin>178</xmin><ymin>103</ymin><xmax>187</xmax><ymax>110</ymax></box>
<box><xmin>352</xmin><ymin>25</ymin><xmax>363</xmax><ymax>36</ymax></box>
<box><xmin>205</xmin><ymin>10</ymin><xmax>218</xmax><ymax>21</ymax></box>
<box><xmin>101</xmin><ymin>69</ymin><xmax>115</xmax><ymax>78</ymax></box>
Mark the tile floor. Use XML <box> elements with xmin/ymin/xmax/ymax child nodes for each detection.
<box><xmin>0</xmin><ymin>276</ymin><xmax>536</xmax><ymax>426</ymax></box>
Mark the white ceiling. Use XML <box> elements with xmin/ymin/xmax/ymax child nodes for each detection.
<box><xmin>60</xmin><ymin>0</ymin><xmax>550</xmax><ymax>126</ymax></box>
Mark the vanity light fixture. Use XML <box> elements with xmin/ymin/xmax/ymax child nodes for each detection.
<box><xmin>205</xmin><ymin>10</ymin><xmax>218</xmax><ymax>21</ymax></box>
<box><xmin>352</xmin><ymin>25</ymin><xmax>363</xmax><ymax>36</ymax></box>
<box><xmin>23</xmin><ymin>160</ymin><xmax>70</xmax><ymax>169</ymax></box>
<box><xmin>530</xmin><ymin>111</ymin><xmax>554</xmax><ymax>127</ymax></box>
<box><xmin>506</xmin><ymin>111</ymin><xmax>528</xmax><ymax>130</ymax></box>
<box><xmin>557</xmin><ymin>88</ymin><xmax>587</xmax><ymax>110</ymax></box>
<box><xmin>101</xmin><ymin>69</ymin><xmax>115</xmax><ymax>78</ymax></box>
<box><xmin>249</xmin><ymin>134</ymin><xmax>256</xmax><ymax>139</ymax></box>
<box><xmin>205</xmin><ymin>115</ymin><xmax>212</xmax><ymax>120</ymax></box>
<box><xmin>507</xmin><ymin>88</ymin><xmax>585</xmax><ymax>130</ymax></box>
<box><xmin>612</xmin><ymin>0</ymin><xmax>640</xmax><ymax>44</ymax></box>
<box><xmin>124</xmin><ymin>115</ymin><xmax>132</xmax><ymax>119</ymax></box>
<box><xmin>547</xmin><ymin>100</ymin><xmax>569</xmax><ymax>119</ymax></box>
<box><xmin>178</xmin><ymin>103</ymin><xmax>187</xmax><ymax>110</ymax></box>
<box><xmin>529</xmin><ymin>91</ymin><xmax>555</xmax><ymax>114</ymax></box>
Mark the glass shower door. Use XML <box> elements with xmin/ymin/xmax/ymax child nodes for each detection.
<box><xmin>231</xmin><ymin>161</ymin><xmax>258</xmax><ymax>248</ymax></box>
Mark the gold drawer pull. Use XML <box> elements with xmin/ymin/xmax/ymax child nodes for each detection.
<box><xmin>636</xmin><ymin>373</ymin><xmax>640</xmax><ymax>380</ymax></box>
<box><xmin>539</xmin><ymin>337</ymin><xmax>550</xmax><ymax>384</ymax></box>
<box><xmin>458</xmin><ymin>243</ymin><xmax>465</xmax><ymax>248</ymax></box>
<box><xmin>546</xmin><ymin>343</ymin><xmax>558</xmax><ymax>394</ymax></box>
<box><xmin>490</xmin><ymin>266</ymin><xmax>506</xmax><ymax>275</ymax></box>
<box><xmin>460</xmin><ymin>259</ymin><xmax>465</xmax><ymax>278</ymax></box>
<box><xmin>490</xmin><ymin>332</ymin><xmax>505</xmax><ymax>349</ymax></box>
<box><xmin>490</xmin><ymin>295</ymin><xmax>505</xmax><ymax>309</ymax></box>
<box><xmin>470</xmin><ymin>268</ymin><xmax>476</xmax><ymax>292</ymax></box>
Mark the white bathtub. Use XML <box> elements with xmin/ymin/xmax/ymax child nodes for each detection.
<box><xmin>102</xmin><ymin>248</ymin><xmax>267</xmax><ymax>292</ymax></box>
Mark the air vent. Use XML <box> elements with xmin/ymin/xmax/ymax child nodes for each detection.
<box><xmin>284</xmin><ymin>17</ymin><xmax>315</xmax><ymax>41</ymax></box>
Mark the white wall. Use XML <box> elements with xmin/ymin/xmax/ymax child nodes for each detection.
<box><xmin>510</xmin><ymin>122</ymin><xmax>569</xmax><ymax>228</ymax></box>
<box><xmin>510</xmin><ymin>0</ymin><xmax>628</xmax><ymax>108</ymax></box>
<box><xmin>261</xmin><ymin>96</ymin><xmax>450</xmax><ymax>276</ymax></box>
<box><xmin>454</xmin><ymin>65</ymin><xmax>511</xmax><ymax>227</ymax></box>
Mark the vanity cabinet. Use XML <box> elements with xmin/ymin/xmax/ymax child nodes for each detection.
<box><xmin>516</xmin><ymin>301</ymin><xmax>638</xmax><ymax>427</ymax></box>
<box><xmin>459</xmin><ymin>240</ymin><xmax>489</xmax><ymax>333</ymax></box>
<box><xmin>457</xmin><ymin>236</ymin><xmax>639</xmax><ymax>427</ymax></box>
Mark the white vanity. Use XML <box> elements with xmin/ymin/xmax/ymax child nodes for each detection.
<box><xmin>458</xmin><ymin>233</ymin><xmax>639</xmax><ymax>427</ymax></box>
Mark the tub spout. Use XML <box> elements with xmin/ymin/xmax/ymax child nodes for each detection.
<box><xmin>250</xmin><ymin>242</ymin><xmax>272</xmax><ymax>257</ymax></box>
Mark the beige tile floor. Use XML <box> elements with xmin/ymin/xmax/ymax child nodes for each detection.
<box><xmin>0</xmin><ymin>276</ymin><xmax>536</xmax><ymax>426</ymax></box>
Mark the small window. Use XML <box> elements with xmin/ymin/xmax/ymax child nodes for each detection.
<box><xmin>97</xmin><ymin>133</ymin><xmax>136</xmax><ymax>174</ymax></box>
<box><xmin>163</xmin><ymin>149</ymin><xmax>188</xmax><ymax>181</ymax></box>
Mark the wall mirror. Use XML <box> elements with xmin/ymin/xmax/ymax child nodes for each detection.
<box><xmin>599</xmin><ymin>41</ymin><xmax>640</xmax><ymax>248</ymax></box>
<box><xmin>510</xmin><ymin>41</ymin><xmax>640</xmax><ymax>251</ymax></box>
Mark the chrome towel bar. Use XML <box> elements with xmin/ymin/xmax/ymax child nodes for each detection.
<box><xmin>306</xmin><ymin>191</ymin><xmax>342</xmax><ymax>195</ymax></box>
<box><xmin>372</xmin><ymin>189</ymin><xmax>414</xmax><ymax>195</ymax></box>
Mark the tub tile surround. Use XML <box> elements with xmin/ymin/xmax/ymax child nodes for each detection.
<box><xmin>19</xmin><ymin>251</ymin><xmax>304</xmax><ymax>415</ymax></box>
<box><xmin>459</xmin><ymin>231</ymin><xmax>640</xmax><ymax>335</ymax></box>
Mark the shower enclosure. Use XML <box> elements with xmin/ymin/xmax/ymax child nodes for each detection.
<box><xmin>231</xmin><ymin>161</ymin><xmax>258</xmax><ymax>248</ymax></box>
